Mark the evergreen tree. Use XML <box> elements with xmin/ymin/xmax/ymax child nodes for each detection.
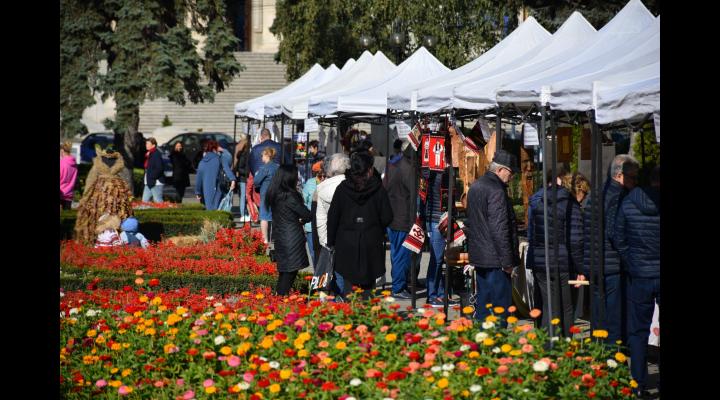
<box><xmin>511</xmin><ymin>0</ymin><xmax>660</xmax><ymax>32</ymax></box>
<box><xmin>60</xmin><ymin>0</ymin><xmax>242</xmax><ymax>169</ymax></box>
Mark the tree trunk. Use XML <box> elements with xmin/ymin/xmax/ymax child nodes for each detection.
<box><xmin>116</xmin><ymin>103</ymin><xmax>141</xmax><ymax>193</ymax></box>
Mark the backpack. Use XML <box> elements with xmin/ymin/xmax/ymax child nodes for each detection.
<box><xmin>217</xmin><ymin>153</ymin><xmax>231</xmax><ymax>192</ymax></box>
<box><xmin>125</xmin><ymin>231</ymin><xmax>141</xmax><ymax>247</ymax></box>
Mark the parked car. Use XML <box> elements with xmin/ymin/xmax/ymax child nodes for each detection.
<box><xmin>78</xmin><ymin>132</ymin><xmax>115</xmax><ymax>164</ymax></box>
<box><xmin>159</xmin><ymin>132</ymin><xmax>236</xmax><ymax>171</ymax></box>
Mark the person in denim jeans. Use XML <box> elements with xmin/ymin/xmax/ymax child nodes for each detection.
<box><xmin>142</xmin><ymin>138</ymin><xmax>165</xmax><ymax>203</ymax></box>
<box><xmin>422</xmin><ymin>170</ymin><xmax>449</xmax><ymax>307</ymax></box>
<box><xmin>233</xmin><ymin>134</ymin><xmax>251</xmax><ymax>222</ymax></box>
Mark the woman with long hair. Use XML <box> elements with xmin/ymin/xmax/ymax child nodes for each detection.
<box><xmin>195</xmin><ymin>140</ymin><xmax>236</xmax><ymax>210</ymax></box>
<box><xmin>170</xmin><ymin>142</ymin><xmax>192</xmax><ymax>202</ymax></box>
<box><xmin>327</xmin><ymin>151</ymin><xmax>393</xmax><ymax>300</ymax></box>
<box><xmin>266</xmin><ymin>164</ymin><xmax>311</xmax><ymax>295</ymax></box>
<box><xmin>233</xmin><ymin>134</ymin><xmax>251</xmax><ymax>222</ymax></box>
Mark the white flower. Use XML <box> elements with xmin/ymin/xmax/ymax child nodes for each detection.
<box><xmin>550</xmin><ymin>336</ymin><xmax>559</xmax><ymax>342</ymax></box>
<box><xmin>213</xmin><ymin>302</ymin><xmax>223</xmax><ymax>307</ymax></box>
<box><xmin>346</xmin><ymin>398</ymin><xmax>357</xmax><ymax>400</ymax></box>
<box><xmin>533</xmin><ymin>361</ymin><xmax>549</xmax><ymax>372</ymax></box>
<box><xmin>349</xmin><ymin>378</ymin><xmax>362</xmax><ymax>387</ymax></box>
<box><xmin>492</xmin><ymin>347</ymin><xmax>501</xmax><ymax>354</ymax></box>
<box><xmin>470</xmin><ymin>385</ymin><xmax>482</xmax><ymax>393</ymax></box>
<box><xmin>565</xmin><ymin>337</ymin><xmax>571</xmax><ymax>342</ymax></box>
<box><xmin>482</xmin><ymin>321</ymin><xmax>495</xmax><ymax>330</ymax></box>
<box><xmin>269</xmin><ymin>361</ymin><xmax>280</xmax><ymax>369</ymax></box>
<box><xmin>69</xmin><ymin>308</ymin><xmax>79</xmax><ymax>315</ymax></box>
<box><xmin>384</xmin><ymin>296</ymin><xmax>395</xmax><ymax>303</ymax></box>
<box><xmin>474</xmin><ymin>332</ymin><xmax>488</xmax><ymax>342</ymax></box>
<box><xmin>459</xmin><ymin>344</ymin><xmax>470</xmax><ymax>352</ymax></box>
<box><xmin>205</xmin><ymin>296</ymin><xmax>214</xmax><ymax>300</ymax></box>
<box><xmin>524</xmin><ymin>389</ymin><xmax>529</xmax><ymax>393</ymax></box>
<box><xmin>85</xmin><ymin>309</ymin><xmax>99</xmax><ymax>317</ymax></box>
<box><xmin>60</xmin><ymin>291</ymin><xmax>65</xmax><ymax>298</ymax></box>
<box><xmin>442</xmin><ymin>371</ymin><xmax>450</xmax><ymax>377</ymax></box>
<box><xmin>203</xmin><ymin>312</ymin><xmax>213</xmax><ymax>317</ymax></box>
<box><xmin>60</xmin><ymin>311</ymin><xmax>65</xmax><ymax>319</ymax></box>
<box><xmin>442</xmin><ymin>363</ymin><xmax>455</xmax><ymax>371</ymax></box>
<box><xmin>236</xmin><ymin>382</ymin><xmax>250</xmax><ymax>390</ymax></box>
<box><xmin>431</xmin><ymin>366</ymin><xmax>442</xmax><ymax>373</ymax></box>
<box><xmin>607</xmin><ymin>359</ymin><xmax>618</xmax><ymax>369</ymax></box>
<box><xmin>214</xmin><ymin>335</ymin><xmax>226</xmax><ymax>345</ymax></box>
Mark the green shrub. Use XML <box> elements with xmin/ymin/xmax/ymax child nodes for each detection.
<box><xmin>60</xmin><ymin>266</ymin><xmax>309</xmax><ymax>294</ymax></box>
<box><xmin>59</xmin><ymin>208</ymin><xmax>233</xmax><ymax>241</ymax></box>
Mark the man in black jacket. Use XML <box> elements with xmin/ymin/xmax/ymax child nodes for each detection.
<box><xmin>465</xmin><ymin>150</ymin><xmax>520</xmax><ymax>326</ymax></box>
<box><xmin>142</xmin><ymin>137</ymin><xmax>166</xmax><ymax>203</ymax></box>
<box><xmin>584</xmin><ymin>154</ymin><xmax>639</xmax><ymax>345</ymax></box>
<box><xmin>383</xmin><ymin>140</ymin><xmax>414</xmax><ymax>299</ymax></box>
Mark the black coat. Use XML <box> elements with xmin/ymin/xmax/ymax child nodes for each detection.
<box><xmin>383</xmin><ymin>153</ymin><xmax>415</xmax><ymax>232</ymax></box>
<box><xmin>170</xmin><ymin>151</ymin><xmax>191</xmax><ymax>188</ymax></box>
<box><xmin>465</xmin><ymin>171</ymin><xmax>519</xmax><ymax>269</ymax></box>
<box><xmin>327</xmin><ymin>175</ymin><xmax>393</xmax><ymax>285</ymax></box>
<box><xmin>527</xmin><ymin>186</ymin><xmax>584</xmax><ymax>274</ymax></box>
<box><xmin>583</xmin><ymin>179</ymin><xmax>627</xmax><ymax>276</ymax></box>
<box><xmin>270</xmin><ymin>191</ymin><xmax>312</xmax><ymax>272</ymax></box>
<box><xmin>234</xmin><ymin>149</ymin><xmax>250</xmax><ymax>183</ymax></box>
<box><xmin>614</xmin><ymin>186</ymin><xmax>660</xmax><ymax>278</ymax></box>
<box><xmin>145</xmin><ymin>149</ymin><xmax>165</xmax><ymax>188</ymax></box>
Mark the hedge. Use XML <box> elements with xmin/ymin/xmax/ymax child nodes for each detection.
<box><xmin>59</xmin><ymin>208</ymin><xmax>233</xmax><ymax>241</ymax></box>
<box><xmin>60</xmin><ymin>266</ymin><xmax>310</xmax><ymax>294</ymax></box>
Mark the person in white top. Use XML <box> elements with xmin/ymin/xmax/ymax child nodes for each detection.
<box><xmin>315</xmin><ymin>153</ymin><xmax>350</xmax><ymax>297</ymax></box>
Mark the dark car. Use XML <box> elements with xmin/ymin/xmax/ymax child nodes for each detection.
<box><xmin>159</xmin><ymin>132</ymin><xmax>236</xmax><ymax>171</ymax></box>
<box><xmin>79</xmin><ymin>133</ymin><xmax>115</xmax><ymax>164</ymax></box>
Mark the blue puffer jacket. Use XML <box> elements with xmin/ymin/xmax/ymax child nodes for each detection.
<box><xmin>613</xmin><ymin>186</ymin><xmax>660</xmax><ymax>278</ymax></box>
<box><xmin>527</xmin><ymin>186</ymin><xmax>584</xmax><ymax>275</ymax></box>
<box><xmin>582</xmin><ymin>179</ymin><xmax>627</xmax><ymax>276</ymax></box>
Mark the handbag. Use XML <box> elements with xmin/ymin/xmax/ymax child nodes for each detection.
<box><xmin>217</xmin><ymin>154</ymin><xmax>231</xmax><ymax>192</ymax></box>
<box><xmin>310</xmin><ymin>247</ymin><xmax>335</xmax><ymax>292</ymax></box>
<box><xmin>218</xmin><ymin>190</ymin><xmax>234</xmax><ymax>212</ymax></box>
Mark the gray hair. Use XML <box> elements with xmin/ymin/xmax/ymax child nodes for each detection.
<box><xmin>488</xmin><ymin>161</ymin><xmax>503</xmax><ymax>173</ymax></box>
<box><xmin>610</xmin><ymin>154</ymin><xmax>639</xmax><ymax>178</ymax></box>
<box><xmin>324</xmin><ymin>153</ymin><xmax>350</xmax><ymax>178</ymax></box>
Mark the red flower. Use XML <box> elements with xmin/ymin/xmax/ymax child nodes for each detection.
<box><xmin>187</xmin><ymin>348</ymin><xmax>198</xmax><ymax>356</ymax></box>
<box><xmin>375</xmin><ymin>382</ymin><xmax>388</xmax><ymax>389</ymax></box>
<box><xmin>569</xmin><ymin>325</ymin><xmax>581</xmax><ymax>334</ymax></box>
<box><xmin>610</xmin><ymin>380</ymin><xmax>619</xmax><ymax>388</ymax></box>
<box><xmin>148</xmin><ymin>278</ymin><xmax>160</xmax><ymax>287</ymax></box>
<box><xmin>475</xmin><ymin>367</ymin><xmax>490</xmax><ymax>377</ymax></box>
<box><xmin>581</xmin><ymin>374</ymin><xmax>596</xmax><ymax>388</ymax></box>
<box><xmin>257</xmin><ymin>378</ymin><xmax>270</xmax><ymax>388</ymax></box>
<box><xmin>387</xmin><ymin>371</ymin><xmax>407</xmax><ymax>381</ymax></box>
<box><xmin>321</xmin><ymin>382</ymin><xmax>338</xmax><ymax>391</ymax></box>
<box><xmin>570</xmin><ymin>369</ymin><xmax>583</xmax><ymax>378</ymax></box>
<box><xmin>621</xmin><ymin>387</ymin><xmax>632</xmax><ymax>396</ymax></box>
<box><xmin>218</xmin><ymin>370</ymin><xmax>235</xmax><ymax>377</ymax></box>
<box><xmin>588</xmin><ymin>391</ymin><xmax>596</xmax><ymax>398</ymax></box>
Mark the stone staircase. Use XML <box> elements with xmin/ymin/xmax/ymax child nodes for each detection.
<box><xmin>139</xmin><ymin>52</ymin><xmax>287</xmax><ymax>135</ymax></box>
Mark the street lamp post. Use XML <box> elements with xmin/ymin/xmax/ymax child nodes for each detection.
<box><xmin>390</xmin><ymin>31</ymin><xmax>404</xmax><ymax>64</ymax></box>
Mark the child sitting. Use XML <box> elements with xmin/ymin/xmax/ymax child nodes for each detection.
<box><xmin>120</xmin><ymin>217</ymin><xmax>149</xmax><ymax>249</ymax></box>
<box><xmin>94</xmin><ymin>214</ymin><xmax>122</xmax><ymax>248</ymax></box>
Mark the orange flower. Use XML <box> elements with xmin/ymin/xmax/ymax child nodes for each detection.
<box><xmin>529</xmin><ymin>309</ymin><xmax>542</xmax><ymax>319</ymax></box>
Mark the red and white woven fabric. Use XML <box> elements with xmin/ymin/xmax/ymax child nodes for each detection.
<box><xmin>402</xmin><ymin>216</ymin><xmax>425</xmax><ymax>254</ymax></box>
<box><xmin>95</xmin><ymin>229</ymin><xmax>122</xmax><ymax>248</ymax></box>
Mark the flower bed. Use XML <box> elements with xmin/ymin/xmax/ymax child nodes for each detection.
<box><xmin>60</xmin><ymin>286</ymin><xmax>637</xmax><ymax>399</ymax></box>
<box><xmin>131</xmin><ymin>201</ymin><xmax>181</xmax><ymax>209</ymax></box>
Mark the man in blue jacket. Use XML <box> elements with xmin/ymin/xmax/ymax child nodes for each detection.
<box><xmin>465</xmin><ymin>149</ymin><xmax>520</xmax><ymax>325</ymax></box>
<box><xmin>583</xmin><ymin>154</ymin><xmax>639</xmax><ymax>344</ymax></box>
<box><xmin>142</xmin><ymin>137</ymin><xmax>166</xmax><ymax>203</ymax></box>
<box><xmin>614</xmin><ymin>165</ymin><xmax>659</xmax><ymax>397</ymax></box>
<box><xmin>248</xmin><ymin>128</ymin><xmax>289</xmax><ymax>174</ymax></box>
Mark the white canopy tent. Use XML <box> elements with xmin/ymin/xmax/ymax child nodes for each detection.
<box><xmin>336</xmin><ymin>46</ymin><xmax>450</xmax><ymax>116</ymax></box>
<box><xmin>387</xmin><ymin>16</ymin><xmax>551</xmax><ymax>112</ymax></box>
<box><xmin>282</xmin><ymin>51</ymin><xmax>395</xmax><ymax>120</ymax></box>
<box><xmin>233</xmin><ymin>63</ymin><xmax>341</xmax><ymax>120</ymax></box>
<box><xmin>492</xmin><ymin>0</ymin><xmax>657</xmax><ymax>108</ymax></box>
<box><xmin>307</xmin><ymin>51</ymin><xmax>398</xmax><ymax>117</ymax></box>
<box><xmin>593</xmin><ymin>62</ymin><xmax>659</xmax><ymax>125</ymax></box>
<box><xmin>452</xmin><ymin>11</ymin><xmax>598</xmax><ymax>111</ymax></box>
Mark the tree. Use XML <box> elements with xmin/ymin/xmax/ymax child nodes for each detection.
<box><xmin>512</xmin><ymin>0</ymin><xmax>660</xmax><ymax>32</ymax></box>
<box><xmin>271</xmin><ymin>0</ymin><xmax>519</xmax><ymax>80</ymax></box>
<box><xmin>60</xmin><ymin>0</ymin><xmax>242</xmax><ymax>169</ymax></box>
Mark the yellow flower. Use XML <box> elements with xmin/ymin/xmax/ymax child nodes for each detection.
<box><xmin>143</xmin><ymin>319</ymin><xmax>154</xmax><ymax>327</ymax></box>
<box><xmin>109</xmin><ymin>380</ymin><xmax>122</xmax><ymax>388</ymax></box>
<box><xmin>501</xmin><ymin>344</ymin><xmax>512</xmax><ymax>353</ymax></box>
<box><xmin>298</xmin><ymin>332</ymin><xmax>311</xmax><ymax>341</ymax></box>
<box><xmin>269</xmin><ymin>384</ymin><xmax>281</xmax><ymax>393</ymax></box>
<box><xmin>485</xmin><ymin>315</ymin><xmax>497</xmax><ymax>323</ymax></box>
<box><xmin>381</xmin><ymin>290</ymin><xmax>391</xmax><ymax>296</ymax></box>
<box><xmin>175</xmin><ymin>307</ymin><xmax>187</xmax><ymax>315</ymax></box>
<box><xmin>241</xmin><ymin>291</ymin><xmax>250</xmax><ymax>296</ymax></box>
<box><xmin>468</xmin><ymin>351</ymin><xmax>480</xmax><ymax>358</ymax></box>
<box><xmin>483</xmin><ymin>338</ymin><xmax>495</xmax><ymax>346</ymax></box>
<box><xmin>121</xmin><ymin>369</ymin><xmax>132</xmax><ymax>377</ymax></box>
<box><xmin>630</xmin><ymin>379</ymin><xmax>638</xmax><ymax>388</ymax></box>
<box><xmin>507</xmin><ymin>316</ymin><xmax>518</xmax><ymax>324</ymax></box>
<box><xmin>205</xmin><ymin>386</ymin><xmax>217</xmax><ymax>394</ymax></box>
<box><xmin>385</xmin><ymin>334</ymin><xmax>397</xmax><ymax>342</ymax></box>
<box><xmin>462</xmin><ymin>390</ymin><xmax>470</xmax><ymax>397</ymax></box>
<box><xmin>298</xmin><ymin>349</ymin><xmax>309</xmax><ymax>358</ymax></box>
<box><xmin>260</xmin><ymin>336</ymin><xmax>273</xmax><ymax>349</ymax></box>
<box><xmin>485</xmin><ymin>303</ymin><xmax>493</xmax><ymax>309</ymax></box>
<box><xmin>220</xmin><ymin>346</ymin><xmax>233</xmax><ymax>356</ymax></box>
<box><xmin>255</xmin><ymin>293</ymin><xmax>264</xmax><ymax>300</ymax></box>
<box><xmin>280</xmin><ymin>370</ymin><xmax>292</xmax><ymax>380</ymax></box>
<box><xmin>510</xmin><ymin>350</ymin><xmax>522</xmax><ymax>356</ymax></box>
<box><xmin>551</xmin><ymin>318</ymin><xmax>560</xmax><ymax>325</ymax></box>
<box><xmin>169</xmin><ymin>328</ymin><xmax>179</xmax><ymax>336</ymax></box>
<box><xmin>151</xmin><ymin>296</ymin><xmax>162</xmax><ymax>305</ymax></box>
<box><xmin>437</xmin><ymin>378</ymin><xmax>449</xmax><ymax>389</ymax></box>
<box><xmin>166</xmin><ymin>314</ymin><xmax>182</xmax><ymax>326</ymax></box>
<box><xmin>86</xmin><ymin>329</ymin><xmax>97</xmax><ymax>338</ymax></box>
<box><xmin>237</xmin><ymin>342</ymin><xmax>252</xmax><ymax>355</ymax></box>
<box><xmin>158</xmin><ymin>305</ymin><xmax>167</xmax><ymax>312</ymax></box>
<box><xmin>260</xmin><ymin>363</ymin><xmax>271</xmax><ymax>372</ymax></box>
<box><xmin>335</xmin><ymin>341</ymin><xmax>347</xmax><ymax>350</ymax></box>
<box><xmin>110</xmin><ymin>368</ymin><xmax>119</xmax><ymax>374</ymax></box>
<box><xmin>615</xmin><ymin>352</ymin><xmax>627</xmax><ymax>363</ymax></box>
<box><xmin>426</xmin><ymin>376</ymin><xmax>435</xmax><ymax>383</ymax></box>
<box><xmin>214</xmin><ymin>313</ymin><xmax>224</xmax><ymax>321</ymax></box>
<box><xmin>95</xmin><ymin>336</ymin><xmax>105</xmax><ymax>344</ymax></box>
<box><xmin>592</xmin><ymin>330</ymin><xmax>608</xmax><ymax>339</ymax></box>
<box><xmin>138</xmin><ymin>295</ymin><xmax>148</xmax><ymax>303</ymax></box>
<box><xmin>144</xmin><ymin>328</ymin><xmax>156</xmax><ymax>336</ymax></box>
<box><xmin>493</xmin><ymin>306</ymin><xmax>505</xmax><ymax>314</ymax></box>
<box><xmin>322</xmin><ymin>357</ymin><xmax>333</xmax><ymax>365</ymax></box>
<box><xmin>237</xmin><ymin>327</ymin><xmax>251</xmax><ymax>338</ymax></box>
<box><xmin>111</xmin><ymin>342</ymin><xmax>121</xmax><ymax>350</ymax></box>
<box><xmin>132</xmin><ymin>311</ymin><xmax>143</xmax><ymax>318</ymax></box>
<box><xmin>527</xmin><ymin>332</ymin><xmax>537</xmax><ymax>340</ymax></box>
<box><xmin>163</xmin><ymin>343</ymin><xmax>177</xmax><ymax>354</ymax></box>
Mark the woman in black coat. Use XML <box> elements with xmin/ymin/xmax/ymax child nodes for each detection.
<box><xmin>266</xmin><ymin>164</ymin><xmax>312</xmax><ymax>295</ymax></box>
<box><xmin>170</xmin><ymin>142</ymin><xmax>192</xmax><ymax>202</ymax></box>
<box><xmin>327</xmin><ymin>152</ymin><xmax>393</xmax><ymax>299</ymax></box>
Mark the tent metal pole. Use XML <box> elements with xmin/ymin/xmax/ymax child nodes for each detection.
<box><xmin>586</xmin><ymin>111</ymin><xmax>597</xmax><ymax>330</ymax></box>
<box><xmin>496</xmin><ymin>107</ymin><xmax>503</xmax><ymax>150</ymax></box>
<box><xmin>539</xmin><ymin>103</ymin><xmax>555</xmax><ymax>343</ymax></box>
<box><xmin>233</xmin><ymin>116</ymin><xmax>237</xmax><ymax>142</ymax></box>
<box><xmin>280</xmin><ymin>115</ymin><xmax>285</xmax><ymax>164</ymax></box>
<box><xmin>589</xmin><ymin>110</ymin><xmax>606</xmax><ymax>329</ymax></box>
<box><xmin>410</xmin><ymin>111</ymin><xmax>419</xmax><ymax>310</ymax></box>
<box><xmin>444</xmin><ymin>111</ymin><xmax>455</xmax><ymax>317</ymax></box>
<box><xmin>550</xmin><ymin>108</ymin><xmax>562</xmax><ymax>334</ymax></box>
<box><xmin>640</xmin><ymin>127</ymin><xmax>645</xmax><ymax>167</ymax></box>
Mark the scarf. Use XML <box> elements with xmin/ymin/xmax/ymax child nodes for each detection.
<box><xmin>144</xmin><ymin>147</ymin><xmax>156</xmax><ymax>169</ymax></box>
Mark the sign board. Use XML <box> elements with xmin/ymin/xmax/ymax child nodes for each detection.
<box><xmin>478</xmin><ymin>118</ymin><xmax>492</xmax><ymax>141</ymax></box>
<box><xmin>421</xmin><ymin>135</ymin><xmax>446</xmax><ymax>171</ymax></box>
<box><xmin>556</xmin><ymin>127</ymin><xmax>573</xmax><ymax>163</ymax></box>
<box><xmin>523</xmin><ymin>123</ymin><xmax>539</xmax><ymax>146</ymax></box>
<box><xmin>653</xmin><ymin>112</ymin><xmax>660</xmax><ymax>143</ymax></box>
<box><xmin>304</xmin><ymin>118</ymin><xmax>319</xmax><ymax>132</ymax></box>
<box><xmin>294</xmin><ymin>132</ymin><xmax>307</xmax><ymax>143</ymax></box>
<box><xmin>283</xmin><ymin>124</ymin><xmax>292</xmax><ymax>137</ymax></box>
<box><xmin>395</xmin><ymin>120</ymin><xmax>411</xmax><ymax>139</ymax></box>
<box><xmin>580</xmin><ymin>128</ymin><xmax>591</xmax><ymax>160</ymax></box>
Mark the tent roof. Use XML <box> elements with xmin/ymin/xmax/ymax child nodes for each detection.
<box><xmin>388</xmin><ymin>16</ymin><xmax>551</xmax><ymax>112</ymax></box>
<box><xmin>307</xmin><ymin>51</ymin><xmax>397</xmax><ymax>117</ymax></box>
<box><xmin>453</xmin><ymin>11</ymin><xmax>597</xmax><ymax>111</ymax></box>
<box><xmin>335</xmin><ymin>47</ymin><xmax>450</xmax><ymax>115</ymax></box>
<box><xmin>282</xmin><ymin>51</ymin><xmax>386</xmax><ymax>119</ymax></box>
<box><xmin>593</xmin><ymin>62</ymin><xmax>659</xmax><ymax>125</ymax></box>
<box><xmin>494</xmin><ymin>0</ymin><xmax>657</xmax><ymax>107</ymax></box>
